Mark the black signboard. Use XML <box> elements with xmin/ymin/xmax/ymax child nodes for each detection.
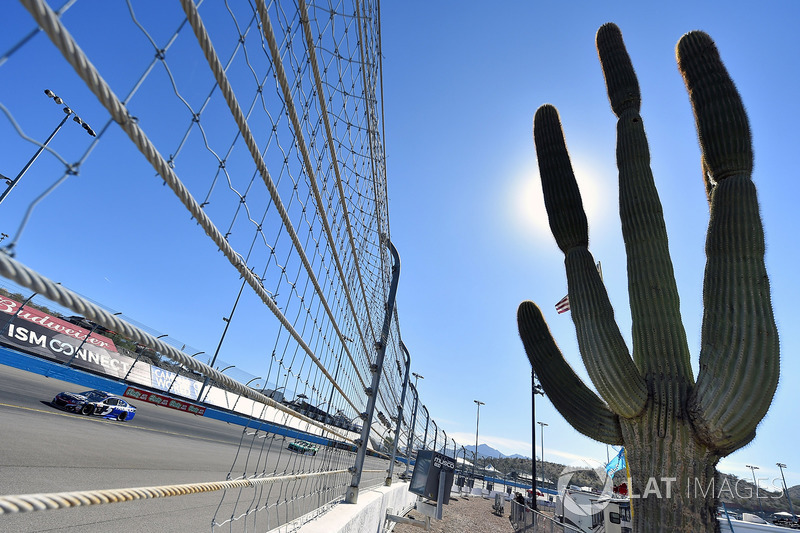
<box><xmin>408</xmin><ymin>450</ymin><xmax>455</xmax><ymax>503</ymax></box>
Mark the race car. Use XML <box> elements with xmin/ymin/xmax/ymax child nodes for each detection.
<box><xmin>287</xmin><ymin>440</ymin><xmax>318</xmax><ymax>456</ymax></box>
<box><xmin>51</xmin><ymin>389</ymin><xmax>136</xmax><ymax>421</ymax></box>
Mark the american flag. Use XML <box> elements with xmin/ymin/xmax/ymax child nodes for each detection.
<box><xmin>554</xmin><ymin>263</ymin><xmax>600</xmax><ymax>314</ymax></box>
<box><xmin>555</xmin><ymin>294</ymin><xmax>570</xmax><ymax>314</ymax></box>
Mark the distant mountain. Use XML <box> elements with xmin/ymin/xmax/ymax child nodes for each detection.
<box><xmin>508</xmin><ymin>453</ymin><xmax>531</xmax><ymax>460</ymax></box>
<box><xmin>463</xmin><ymin>443</ymin><xmax>518</xmax><ymax>459</ymax></box>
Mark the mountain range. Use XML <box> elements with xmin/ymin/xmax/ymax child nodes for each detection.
<box><xmin>461</xmin><ymin>443</ymin><xmax>529</xmax><ymax>460</ymax></box>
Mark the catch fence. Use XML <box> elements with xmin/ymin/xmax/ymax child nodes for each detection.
<box><xmin>0</xmin><ymin>0</ymin><xmax>451</xmax><ymax>531</ymax></box>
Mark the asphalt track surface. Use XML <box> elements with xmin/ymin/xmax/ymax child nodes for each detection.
<box><xmin>0</xmin><ymin>364</ymin><xmax>389</xmax><ymax>532</ymax></box>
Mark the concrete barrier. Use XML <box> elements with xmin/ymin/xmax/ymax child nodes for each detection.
<box><xmin>294</xmin><ymin>482</ymin><xmax>417</xmax><ymax>533</ymax></box>
<box><xmin>471</xmin><ymin>487</ymin><xmax>489</xmax><ymax>498</ymax></box>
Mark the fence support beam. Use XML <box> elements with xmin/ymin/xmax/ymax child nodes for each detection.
<box><xmin>403</xmin><ymin>382</ymin><xmax>419</xmax><ymax>478</ymax></box>
<box><xmin>422</xmin><ymin>405</ymin><xmax>429</xmax><ymax>450</ymax></box>
<box><xmin>386</xmin><ymin>341</ymin><xmax>410</xmax><ymax>485</ymax></box>
<box><xmin>346</xmin><ymin>238</ymin><xmax>400</xmax><ymax>504</ymax></box>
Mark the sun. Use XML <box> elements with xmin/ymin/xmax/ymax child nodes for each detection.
<box><xmin>507</xmin><ymin>156</ymin><xmax>615</xmax><ymax>246</ymax></box>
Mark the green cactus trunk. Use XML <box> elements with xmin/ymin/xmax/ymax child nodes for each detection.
<box><xmin>519</xmin><ymin>23</ymin><xmax>778</xmax><ymax>533</ymax></box>
<box><xmin>620</xmin><ymin>406</ymin><xmax>721</xmax><ymax>532</ymax></box>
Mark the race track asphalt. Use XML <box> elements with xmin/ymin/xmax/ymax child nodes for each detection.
<box><xmin>0</xmin><ymin>363</ymin><xmax>388</xmax><ymax>532</ymax></box>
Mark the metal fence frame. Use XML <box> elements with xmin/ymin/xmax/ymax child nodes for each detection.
<box><xmin>509</xmin><ymin>501</ymin><xmax>583</xmax><ymax>533</ymax></box>
<box><xmin>0</xmin><ymin>0</ymin><xmax>458</xmax><ymax>529</ymax></box>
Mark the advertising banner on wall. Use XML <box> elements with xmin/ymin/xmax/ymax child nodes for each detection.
<box><xmin>0</xmin><ymin>295</ymin><xmax>137</xmax><ymax>379</ymax></box>
<box><xmin>123</xmin><ymin>386</ymin><xmax>206</xmax><ymax>416</ymax></box>
<box><xmin>150</xmin><ymin>366</ymin><xmax>202</xmax><ymax>400</ymax></box>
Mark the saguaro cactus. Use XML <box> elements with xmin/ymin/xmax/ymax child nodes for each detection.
<box><xmin>518</xmin><ymin>23</ymin><xmax>779</xmax><ymax>532</ymax></box>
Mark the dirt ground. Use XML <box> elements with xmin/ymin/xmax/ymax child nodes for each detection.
<box><xmin>392</xmin><ymin>493</ymin><xmax>515</xmax><ymax>533</ymax></box>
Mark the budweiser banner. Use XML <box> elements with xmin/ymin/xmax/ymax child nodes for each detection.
<box><xmin>0</xmin><ymin>295</ymin><xmax>136</xmax><ymax>379</ymax></box>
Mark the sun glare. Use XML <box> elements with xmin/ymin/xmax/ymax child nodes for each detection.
<box><xmin>508</xmin><ymin>156</ymin><xmax>615</xmax><ymax>246</ymax></box>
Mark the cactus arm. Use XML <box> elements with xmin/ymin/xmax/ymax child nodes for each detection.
<box><xmin>534</xmin><ymin>105</ymin><xmax>648</xmax><ymax>419</ymax></box>
<box><xmin>596</xmin><ymin>23</ymin><xmax>695</xmax><ymax>382</ymax></box>
<box><xmin>677</xmin><ymin>31</ymin><xmax>780</xmax><ymax>453</ymax></box>
<box><xmin>518</xmin><ymin>301</ymin><xmax>623</xmax><ymax>445</ymax></box>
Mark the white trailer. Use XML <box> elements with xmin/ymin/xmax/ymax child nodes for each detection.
<box><xmin>555</xmin><ymin>488</ymin><xmax>632</xmax><ymax>533</ymax></box>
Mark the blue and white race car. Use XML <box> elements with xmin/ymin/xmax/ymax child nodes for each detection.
<box><xmin>52</xmin><ymin>389</ymin><xmax>137</xmax><ymax>421</ymax></box>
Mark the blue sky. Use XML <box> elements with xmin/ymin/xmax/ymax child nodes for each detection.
<box><xmin>1</xmin><ymin>0</ymin><xmax>798</xmax><ymax>491</ymax></box>
<box><xmin>379</xmin><ymin>1</ymin><xmax>800</xmax><ymax>487</ymax></box>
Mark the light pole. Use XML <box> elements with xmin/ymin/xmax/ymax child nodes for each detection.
<box><xmin>538</xmin><ymin>421</ymin><xmax>548</xmax><ymax>487</ymax></box>
<box><xmin>473</xmin><ymin>400</ymin><xmax>484</xmax><ymax>483</ymax></box>
<box><xmin>746</xmin><ymin>464</ymin><xmax>764</xmax><ymax>517</ymax></box>
<box><xmin>777</xmin><ymin>463</ymin><xmax>796</xmax><ymax>520</ymax></box>
<box><xmin>532</xmin><ymin>372</ymin><xmax>544</xmax><ymax>510</ymax></box>
<box><xmin>412</xmin><ymin>372</ymin><xmax>423</xmax><ymax>389</ymax></box>
<box><xmin>0</xmin><ymin>89</ymin><xmax>95</xmax><ymax>208</ymax></box>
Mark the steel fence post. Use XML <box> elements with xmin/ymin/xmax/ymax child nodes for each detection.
<box><xmin>166</xmin><ymin>365</ymin><xmax>183</xmax><ymax>393</ymax></box>
<box><xmin>345</xmin><ymin>238</ymin><xmax>400</xmax><ymax>504</ymax></box>
<box><xmin>403</xmin><ymin>382</ymin><xmax>418</xmax><ymax>477</ymax></box>
<box><xmin>196</xmin><ymin>278</ymin><xmax>247</xmax><ymax>403</ymax></box>
<box><xmin>531</xmin><ymin>370</ymin><xmax>544</xmax><ymax>511</ymax></box>
<box><xmin>123</xmin><ymin>350</ymin><xmax>142</xmax><ymax>381</ymax></box>
<box><xmin>231</xmin><ymin>376</ymin><xmax>261</xmax><ymax>412</ymax></box>
<box><xmin>432</xmin><ymin>419</ymin><xmax>438</xmax><ymax>452</ymax></box>
<box><xmin>65</xmin><ymin>314</ymin><xmax>120</xmax><ymax>367</ymax></box>
<box><xmin>386</xmin><ymin>341</ymin><xmax>410</xmax><ymax>485</ymax></box>
<box><xmin>422</xmin><ymin>405</ymin><xmax>430</xmax><ymax>449</ymax></box>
